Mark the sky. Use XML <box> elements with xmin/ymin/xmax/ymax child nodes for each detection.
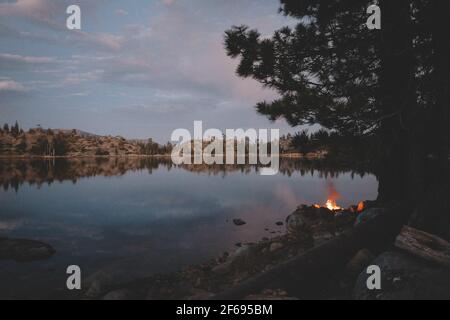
<box><xmin>0</xmin><ymin>0</ymin><xmax>298</xmax><ymax>142</ymax></box>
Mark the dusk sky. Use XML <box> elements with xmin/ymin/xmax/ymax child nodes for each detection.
<box><xmin>0</xmin><ymin>0</ymin><xmax>298</xmax><ymax>142</ymax></box>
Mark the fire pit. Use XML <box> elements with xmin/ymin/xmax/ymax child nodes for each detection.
<box><xmin>314</xmin><ymin>200</ymin><xmax>365</xmax><ymax>213</ymax></box>
<box><xmin>313</xmin><ymin>181</ymin><xmax>365</xmax><ymax>213</ymax></box>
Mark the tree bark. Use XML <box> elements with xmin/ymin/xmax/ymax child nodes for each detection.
<box><xmin>376</xmin><ymin>1</ymin><xmax>449</xmax><ymax>240</ymax></box>
<box><xmin>408</xmin><ymin>1</ymin><xmax>450</xmax><ymax>239</ymax></box>
<box><xmin>377</xmin><ymin>0</ymin><xmax>417</xmax><ymax>209</ymax></box>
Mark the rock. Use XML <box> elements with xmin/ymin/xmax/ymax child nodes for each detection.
<box><xmin>102</xmin><ymin>289</ymin><xmax>136</xmax><ymax>300</ymax></box>
<box><xmin>212</xmin><ymin>263</ymin><xmax>231</xmax><ymax>275</ymax></box>
<box><xmin>285</xmin><ymin>213</ymin><xmax>307</xmax><ymax>233</ymax></box>
<box><xmin>212</xmin><ymin>245</ymin><xmax>251</xmax><ymax>275</ymax></box>
<box><xmin>346</xmin><ymin>249</ymin><xmax>375</xmax><ymax>275</ymax></box>
<box><xmin>269</xmin><ymin>242</ymin><xmax>284</xmax><ymax>252</ymax></box>
<box><xmin>335</xmin><ymin>210</ymin><xmax>357</xmax><ymax>228</ymax></box>
<box><xmin>85</xmin><ymin>278</ymin><xmax>105</xmax><ymax>298</ymax></box>
<box><xmin>353</xmin><ymin>251</ymin><xmax>450</xmax><ymax>300</ymax></box>
<box><xmin>285</xmin><ymin>210</ymin><xmax>314</xmax><ymax>246</ymax></box>
<box><xmin>246</xmin><ymin>289</ymin><xmax>299</xmax><ymax>300</ymax></box>
<box><xmin>233</xmin><ymin>219</ymin><xmax>247</xmax><ymax>226</ymax></box>
<box><xmin>0</xmin><ymin>238</ymin><xmax>55</xmax><ymax>262</ymax></box>
<box><xmin>84</xmin><ymin>257</ymin><xmax>159</xmax><ymax>298</ymax></box>
<box><xmin>313</xmin><ymin>232</ymin><xmax>334</xmax><ymax>245</ymax></box>
<box><xmin>354</xmin><ymin>208</ymin><xmax>387</xmax><ymax>227</ymax></box>
<box><xmin>188</xmin><ymin>289</ymin><xmax>214</xmax><ymax>300</ymax></box>
<box><xmin>213</xmin><ymin>244</ymin><xmax>264</xmax><ymax>275</ymax></box>
<box><xmin>275</xmin><ymin>221</ymin><xmax>284</xmax><ymax>226</ymax></box>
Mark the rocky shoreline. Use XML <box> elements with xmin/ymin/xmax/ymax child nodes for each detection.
<box><xmin>2</xmin><ymin>201</ymin><xmax>447</xmax><ymax>300</ymax></box>
<box><xmin>81</xmin><ymin>202</ymin><xmax>371</xmax><ymax>300</ymax></box>
<box><xmin>79</xmin><ymin>201</ymin><xmax>449</xmax><ymax>300</ymax></box>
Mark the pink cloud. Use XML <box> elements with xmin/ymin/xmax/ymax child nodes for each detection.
<box><xmin>0</xmin><ymin>80</ymin><xmax>26</xmax><ymax>92</ymax></box>
<box><xmin>0</xmin><ymin>0</ymin><xmax>60</xmax><ymax>23</ymax></box>
<box><xmin>163</xmin><ymin>0</ymin><xmax>176</xmax><ymax>5</ymax></box>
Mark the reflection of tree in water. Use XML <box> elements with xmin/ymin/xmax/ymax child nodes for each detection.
<box><xmin>0</xmin><ymin>157</ymin><xmax>372</xmax><ymax>192</ymax></box>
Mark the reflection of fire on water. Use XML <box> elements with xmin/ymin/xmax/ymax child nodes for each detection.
<box><xmin>314</xmin><ymin>181</ymin><xmax>365</xmax><ymax>213</ymax></box>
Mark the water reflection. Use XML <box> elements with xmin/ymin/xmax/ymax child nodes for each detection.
<box><xmin>0</xmin><ymin>157</ymin><xmax>377</xmax><ymax>299</ymax></box>
<box><xmin>0</xmin><ymin>157</ymin><xmax>371</xmax><ymax>192</ymax></box>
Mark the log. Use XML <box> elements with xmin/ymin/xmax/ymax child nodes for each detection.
<box><xmin>395</xmin><ymin>225</ymin><xmax>450</xmax><ymax>267</ymax></box>
<box><xmin>211</xmin><ymin>205</ymin><xmax>410</xmax><ymax>300</ymax></box>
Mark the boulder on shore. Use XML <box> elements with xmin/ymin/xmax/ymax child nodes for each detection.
<box><xmin>353</xmin><ymin>250</ymin><xmax>450</xmax><ymax>300</ymax></box>
<box><xmin>0</xmin><ymin>238</ymin><xmax>55</xmax><ymax>262</ymax></box>
<box><xmin>233</xmin><ymin>219</ymin><xmax>247</xmax><ymax>226</ymax></box>
<box><xmin>354</xmin><ymin>208</ymin><xmax>387</xmax><ymax>227</ymax></box>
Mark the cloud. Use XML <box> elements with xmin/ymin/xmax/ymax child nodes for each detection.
<box><xmin>0</xmin><ymin>53</ymin><xmax>55</xmax><ymax>64</ymax></box>
<box><xmin>63</xmin><ymin>70</ymin><xmax>104</xmax><ymax>86</ymax></box>
<box><xmin>0</xmin><ymin>0</ymin><xmax>297</xmax><ymax>139</ymax></box>
<box><xmin>0</xmin><ymin>0</ymin><xmax>103</xmax><ymax>26</ymax></box>
<box><xmin>102</xmin><ymin>1</ymin><xmax>282</xmax><ymax>104</ymax></box>
<box><xmin>0</xmin><ymin>0</ymin><xmax>121</xmax><ymax>50</ymax></box>
<box><xmin>0</xmin><ymin>0</ymin><xmax>57</xmax><ymax>21</ymax></box>
<box><xmin>115</xmin><ymin>9</ymin><xmax>128</xmax><ymax>16</ymax></box>
<box><xmin>69</xmin><ymin>31</ymin><xmax>125</xmax><ymax>51</ymax></box>
<box><xmin>0</xmin><ymin>79</ymin><xmax>26</xmax><ymax>92</ymax></box>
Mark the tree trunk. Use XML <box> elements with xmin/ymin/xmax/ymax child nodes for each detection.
<box><xmin>376</xmin><ymin>1</ymin><xmax>449</xmax><ymax>239</ymax></box>
<box><xmin>409</xmin><ymin>0</ymin><xmax>450</xmax><ymax>239</ymax></box>
<box><xmin>377</xmin><ymin>0</ymin><xmax>417</xmax><ymax>209</ymax></box>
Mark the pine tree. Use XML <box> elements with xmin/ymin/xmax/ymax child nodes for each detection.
<box><xmin>11</xmin><ymin>121</ymin><xmax>20</xmax><ymax>137</ymax></box>
<box><xmin>224</xmin><ymin>0</ymin><xmax>449</xmax><ymax>230</ymax></box>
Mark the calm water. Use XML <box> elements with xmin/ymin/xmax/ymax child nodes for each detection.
<box><xmin>0</xmin><ymin>158</ymin><xmax>378</xmax><ymax>299</ymax></box>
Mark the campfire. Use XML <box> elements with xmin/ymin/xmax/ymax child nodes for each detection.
<box><xmin>313</xmin><ymin>181</ymin><xmax>365</xmax><ymax>213</ymax></box>
<box><xmin>314</xmin><ymin>199</ymin><xmax>343</xmax><ymax>211</ymax></box>
<box><xmin>314</xmin><ymin>199</ymin><xmax>365</xmax><ymax>213</ymax></box>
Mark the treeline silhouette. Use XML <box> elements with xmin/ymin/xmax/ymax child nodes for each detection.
<box><xmin>0</xmin><ymin>123</ymin><xmax>71</xmax><ymax>156</ymax></box>
<box><xmin>0</xmin><ymin>122</ymin><xmax>24</xmax><ymax>137</ymax></box>
<box><xmin>137</xmin><ymin>139</ymin><xmax>173</xmax><ymax>155</ymax></box>
<box><xmin>281</xmin><ymin>129</ymin><xmax>376</xmax><ymax>164</ymax></box>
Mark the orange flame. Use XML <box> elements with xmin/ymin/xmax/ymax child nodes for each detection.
<box><xmin>313</xmin><ymin>181</ymin><xmax>343</xmax><ymax>211</ymax></box>
<box><xmin>325</xmin><ymin>181</ymin><xmax>342</xmax><ymax>211</ymax></box>
<box><xmin>357</xmin><ymin>201</ymin><xmax>365</xmax><ymax>213</ymax></box>
<box><xmin>325</xmin><ymin>199</ymin><xmax>342</xmax><ymax>211</ymax></box>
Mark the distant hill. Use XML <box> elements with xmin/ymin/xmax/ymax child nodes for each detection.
<box><xmin>0</xmin><ymin>126</ymin><xmax>171</xmax><ymax>157</ymax></box>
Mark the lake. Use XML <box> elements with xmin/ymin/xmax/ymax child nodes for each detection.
<box><xmin>0</xmin><ymin>158</ymin><xmax>378</xmax><ymax>299</ymax></box>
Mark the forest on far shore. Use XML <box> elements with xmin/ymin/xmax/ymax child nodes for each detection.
<box><xmin>0</xmin><ymin>121</ymin><xmax>376</xmax><ymax>162</ymax></box>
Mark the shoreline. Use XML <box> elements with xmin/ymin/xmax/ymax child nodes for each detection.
<box><xmin>81</xmin><ymin>204</ymin><xmax>364</xmax><ymax>300</ymax></box>
<box><xmin>0</xmin><ymin>154</ymin><xmax>173</xmax><ymax>160</ymax></box>
<box><xmin>0</xmin><ymin>153</ymin><xmax>318</xmax><ymax>160</ymax></box>
<box><xmin>81</xmin><ymin>202</ymin><xmax>450</xmax><ymax>300</ymax></box>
